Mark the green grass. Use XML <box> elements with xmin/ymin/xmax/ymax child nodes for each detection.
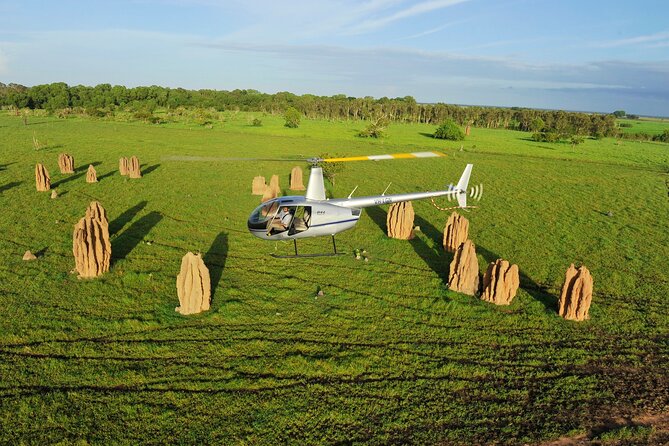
<box><xmin>0</xmin><ymin>112</ymin><xmax>668</xmax><ymax>444</ymax></box>
<box><xmin>617</xmin><ymin>117</ymin><xmax>669</xmax><ymax>135</ymax></box>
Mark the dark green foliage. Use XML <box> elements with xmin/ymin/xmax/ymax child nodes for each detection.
<box><xmin>0</xmin><ymin>82</ymin><xmax>620</xmax><ymax>138</ymax></box>
<box><xmin>653</xmin><ymin>129</ymin><xmax>669</xmax><ymax>143</ymax></box>
<box><xmin>434</xmin><ymin>120</ymin><xmax>465</xmax><ymax>140</ymax></box>
<box><xmin>284</xmin><ymin>106</ymin><xmax>301</xmax><ymax>128</ymax></box>
<box><xmin>252</xmin><ymin>118</ymin><xmax>262</xmax><ymax>127</ymax></box>
<box><xmin>612</xmin><ymin>110</ymin><xmax>626</xmax><ymax>118</ymax></box>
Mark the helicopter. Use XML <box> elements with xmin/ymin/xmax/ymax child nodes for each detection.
<box><xmin>244</xmin><ymin>151</ymin><xmax>478</xmax><ymax>257</ymax></box>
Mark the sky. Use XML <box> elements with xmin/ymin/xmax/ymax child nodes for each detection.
<box><xmin>0</xmin><ymin>0</ymin><xmax>668</xmax><ymax>116</ymax></box>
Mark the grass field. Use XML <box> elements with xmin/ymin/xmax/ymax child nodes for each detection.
<box><xmin>1</xmin><ymin>111</ymin><xmax>668</xmax><ymax>445</ymax></box>
<box><xmin>617</xmin><ymin>117</ymin><xmax>669</xmax><ymax>135</ymax></box>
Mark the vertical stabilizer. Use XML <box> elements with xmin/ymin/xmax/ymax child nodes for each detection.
<box><xmin>456</xmin><ymin>164</ymin><xmax>473</xmax><ymax>208</ymax></box>
<box><xmin>306</xmin><ymin>167</ymin><xmax>327</xmax><ymax>200</ymax></box>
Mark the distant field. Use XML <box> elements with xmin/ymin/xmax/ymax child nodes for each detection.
<box><xmin>0</xmin><ymin>111</ymin><xmax>668</xmax><ymax>445</ymax></box>
<box><xmin>617</xmin><ymin>117</ymin><xmax>669</xmax><ymax>134</ymax></box>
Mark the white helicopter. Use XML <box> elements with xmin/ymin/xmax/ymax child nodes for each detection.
<box><xmin>245</xmin><ymin>151</ymin><xmax>479</xmax><ymax>257</ymax></box>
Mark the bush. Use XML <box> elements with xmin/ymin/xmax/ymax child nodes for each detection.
<box><xmin>284</xmin><ymin>107</ymin><xmax>301</xmax><ymax>128</ymax></box>
<box><xmin>653</xmin><ymin>129</ymin><xmax>669</xmax><ymax>143</ymax></box>
<box><xmin>357</xmin><ymin>114</ymin><xmax>388</xmax><ymax>138</ymax></box>
<box><xmin>252</xmin><ymin>118</ymin><xmax>262</xmax><ymax>127</ymax></box>
<box><xmin>434</xmin><ymin>120</ymin><xmax>465</xmax><ymax>140</ymax></box>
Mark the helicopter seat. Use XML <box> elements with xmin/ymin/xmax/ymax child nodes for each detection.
<box><xmin>292</xmin><ymin>217</ymin><xmax>307</xmax><ymax>232</ymax></box>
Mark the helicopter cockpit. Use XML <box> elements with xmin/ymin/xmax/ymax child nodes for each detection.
<box><xmin>247</xmin><ymin>198</ymin><xmax>311</xmax><ymax>236</ymax></box>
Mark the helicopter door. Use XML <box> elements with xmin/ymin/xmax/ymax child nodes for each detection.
<box><xmin>288</xmin><ymin>206</ymin><xmax>310</xmax><ymax>235</ymax></box>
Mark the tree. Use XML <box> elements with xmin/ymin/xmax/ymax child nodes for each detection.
<box><xmin>434</xmin><ymin>119</ymin><xmax>465</xmax><ymax>140</ymax></box>
<box><xmin>612</xmin><ymin>110</ymin><xmax>626</xmax><ymax>118</ymax></box>
<box><xmin>284</xmin><ymin>106</ymin><xmax>301</xmax><ymax>128</ymax></box>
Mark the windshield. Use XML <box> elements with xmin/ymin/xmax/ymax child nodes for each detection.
<box><xmin>248</xmin><ymin>200</ymin><xmax>279</xmax><ymax>230</ymax></box>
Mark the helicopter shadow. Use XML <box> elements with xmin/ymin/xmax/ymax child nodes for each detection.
<box><xmin>204</xmin><ymin>232</ymin><xmax>228</xmax><ymax>302</ymax></box>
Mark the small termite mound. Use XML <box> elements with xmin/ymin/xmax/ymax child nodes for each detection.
<box><xmin>443</xmin><ymin>212</ymin><xmax>469</xmax><ymax>252</ymax></box>
<box><xmin>481</xmin><ymin>259</ymin><xmax>520</xmax><ymax>305</ymax></box>
<box><xmin>51</xmin><ymin>190</ymin><xmax>58</xmax><ymax>199</ymax></box>
<box><xmin>176</xmin><ymin>252</ymin><xmax>211</xmax><ymax>315</ymax></box>
<box><xmin>58</xmin><ymin>153</ymin><xmax>75</xmax><ymax>174</ymax></box>
<box><xmin>448</xmin><ymin>239</ymin><xmax>480</xmax><ymax>296</ymax></box>
<box><xmin>387</xmin><ymin>201</ymin><xmax>415</xmax><ymax>240</ymax></box>
<box><xmin>252</xmin><ymin>176</ymin><xmax>266</xmax><ymax>195</ymax></box>
<box><xmin>269</xmin><ymin>175</ymin><xmax>280</xmax><ymax>195</ymax></box>
<box><xmin>558</xmin><ymin>264</ymin><xmax>593</xmax><ymax>321</ymax></box>
<box><xmin>35</xmin><ymin>163</ymin><xmax>50</xmax><ymax>191</ymax></box>
<box><xmin>23</xmin><ymin>250</ymin><xmax>37</xmax><ymax>261</ymax></box>
<box><xmin>290</xmin><ymin>166</ymin><xmax>306</xmax><ymax>191</ymax></box>
<box><xmin>86</xmin><ymin>164</ymin><xmax>98</xmax><ymax>183</ymax></box>
<box><xmin>128</xmin><ymin>156</ymin><xmax>142</xmax><ymax>179</ymax></box>
<box><xmin>72</xmin><ymin>201</ymin><xmax>111</xmax><ymax>278</ymax></box>
<box><xmin>119</xmin><ymin>157</ymin><xmax>129</xmax><ymax>176</ymax></box>
<box><xmin>465</xmin><ymin>125</ymin><xmax>471</xmax><ymax>136</ymax></box>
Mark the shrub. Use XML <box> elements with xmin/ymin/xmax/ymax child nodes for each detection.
<box><xmin>252</xmin><ymin>118</ymin><xmax>262</xmax><ymax>127</ymax></box>
<box><xmin>653</xmin><ymin>129</ymin><xmax>669</xmax><ymax>143</ymax></box>
<box><xmin>284</xmin><ymin>107</ymin><xmax>301</xmax><ymax>128</ymax></box>
<box><xmin>357</xmin><ymin>114</ymin><xmax>388</xmax><ymax>138</ymax></box>
<box><xmin>434</xmin><ymin>120</ymin><xmax>465</xmax><ymax>140</ymax></box>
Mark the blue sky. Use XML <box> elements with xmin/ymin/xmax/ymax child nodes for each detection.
<box><xmin>1</xmin><ymin>0</ymin><xmax>668</xmax><ymax>115</ymax></box>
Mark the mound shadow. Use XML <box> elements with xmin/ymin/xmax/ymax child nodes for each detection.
<box><xmin>96</xmin><ymin>170</ymin><xmax>116</xmax><ymax>183</ymax></box>
<box><xmin>112</xmin><ymin>211</ymin><xmax>163</xmax><ymax>263</ymax></box>
<box><xmin>367</xmin><ymin>205</ymin><xmax>556</xmax><ymax>310</ymax></box>
<box><xmin>204</xmin><ymin>232</ymin><xmax>228</xmax><ymax>301</ymax></box>
<box><xmin>109</xmin><ymin>201</ymin><xmax>148</xmax><ymax>235</ymax></box>
<box><xmin>0</xmin><ymin>162</ymin><xmax>16</xmax><ymax>171</ymax></box>
<box><xmin>141</xmin><ymin>164</ymin><xmax>161</xmax><ymax>177</ymax></box>
<box><xmin>0</xmin><ymin>181</ymin><xmax>23</xmax><ymax>194</ymax></box>
<box><xmin>52</xmin><ymin>161</ymin><xmax>102</xmax><ymax>188</ymax></box>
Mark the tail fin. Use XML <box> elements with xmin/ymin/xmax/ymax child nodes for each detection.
<box><xmin>455</xmin><ymin>164</ymin><xmax>473</xmax><ymax>208</ymax></box>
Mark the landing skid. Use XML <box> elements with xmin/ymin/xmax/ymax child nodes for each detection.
<box><xmin>270</xmin><ymin>236</ymin><xmax>346</xmax><ymax>259</ymax></box>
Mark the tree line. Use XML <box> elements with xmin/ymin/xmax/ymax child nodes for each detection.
<box><xmin>0</xmin><ymin>82</ymin><xmax>618</xmax><ymax>137</ymax></box>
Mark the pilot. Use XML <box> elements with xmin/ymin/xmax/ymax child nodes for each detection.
<box><xmin>270</xmin><ymin>206</ymin><xmax>293</xmax><ymax>232</ymax></box>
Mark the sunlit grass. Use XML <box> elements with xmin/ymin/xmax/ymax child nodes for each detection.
<box><xmin>0</xmin><ymin>111</ymin><xmax>667</xmax><ymax>444</ymax></box>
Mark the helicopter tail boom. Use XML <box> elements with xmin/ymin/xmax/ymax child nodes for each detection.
<box><xmin>329</xmin><ymin>164</ymin><xmax>474</xmax><ymax>209</ymax></box>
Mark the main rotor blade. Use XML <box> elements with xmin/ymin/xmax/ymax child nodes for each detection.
<box><xmin>161</xmin><ymin>155</ymin><xmax>309</xmax><ymax>162</ymax></box>
<box><xmin>323</xmin><ymin>151</ymin><xmax>446</xmax><ymax>163</ymax></box>
<box><xmin>162</xmin><ymin>151</ymin><xmax>446</xmax><ymax>164</ymax></box>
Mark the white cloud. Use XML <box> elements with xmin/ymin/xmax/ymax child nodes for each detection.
<box><xmin>348</xmin><ymin>0</ymin><xmax>470</xmax><ymax>34</ymax></box>
<box><xmin>593</xmin><ymin>30</ymin><xmax>669</xmax><ymax>48</ymax></box>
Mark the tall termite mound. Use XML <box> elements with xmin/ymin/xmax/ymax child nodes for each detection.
<box><xmin>262</xmin><ymin>175</ymin><xmax>280</xmax><ymax>202</ymax></box>
<box><xmin>481</xmin><ymin>259</ymin><xmax>520</xmax><ymax>305</ymax></box>
<box><xmin>86</xmin><ymin>164</ymin><xmax>98</xmax><ymax>183</ymax></box>
<box><xmin>290</xmin><ymin>166</ymin><xmax>306</xmax><ymax>190</ymax></box>
<box><xmin>176</xmin><ymin>252</ymin><xmax>211</xmax><ymax>315</ymax></box>
<box><xmin>558</xmin><ymin>264</ymin><xmax>593</xmax><ymax>321</ymax></box>
<box><xmin>387</xmin><ymin>201</ymin><xmax>415</xmax><ymax>240</ymax></box>
<box><xmin>128</xmin><ymin>156</ymin><xmax>142</xmax><ymax>179</ymax></box>
<box><xmin>252</xmin><ymin>176</ymin><xmax>266</xmax><ymax>195</ymax></box>
<box><xmin>119</xmin><ymin>157</ymin><xmax>129</xmax><ymax>176</ymax></box>
<box><xmin>443</xmin><ymin>212</ymin><xmax>469</xmax><ymax>252</ymax></box>
<box><xmin>72</xmin><ymin>201</ymin><xmax>111</xmax><ymax>278</ymax></box>
<box><xmin>465</xmin><ymin>125</ymin><xmax>471</xmax><ymax>136</ymax></box>
<box><xmin>35</xmin><ymin>163</ymin><xmax>50</xmax><ymax>191</ymax></box>
<box><xmin>448</xmin><ymin>239</ymin><xmax>480</xmax><ymax>296</ymax></box>
<box><xmin>58</xmin><ymin>153</ymin><xmax>75</xmax><ymax>174</ymax></box>
<box><xmin>269</xmin><ymin>175</ymin><xmax>280</xmax><ymax>195</ymax></box>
